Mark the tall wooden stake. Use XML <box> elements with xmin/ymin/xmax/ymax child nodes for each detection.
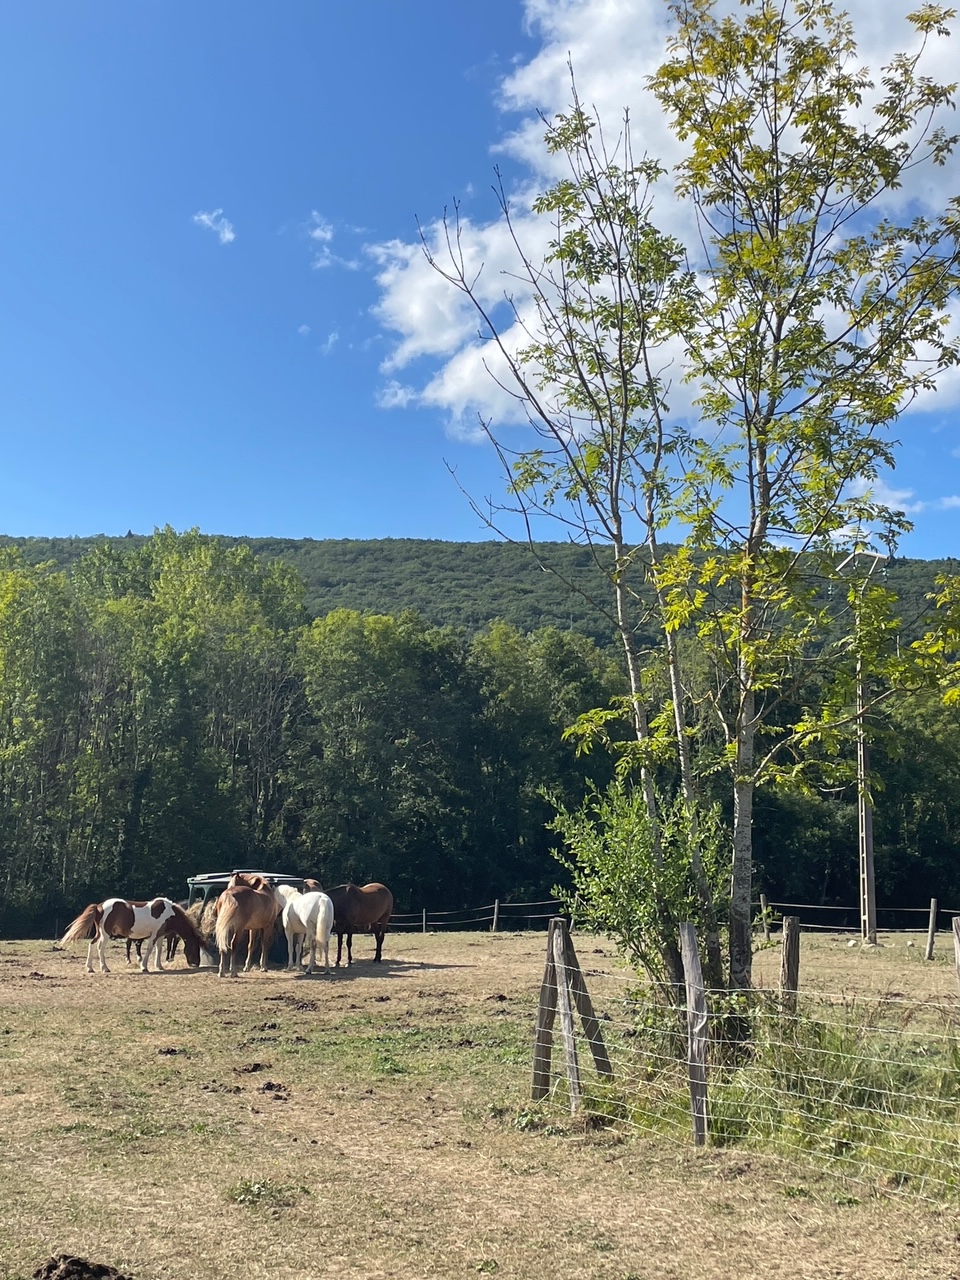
<box><xmin>925</xmin><ymin>898</ymin><xmax>938</xmax><ymax>961</ymax></box>
<box><xmin>552</xmin><ymin>920</ymin><xmax>582</xmax><ymax>1114</ymax></box>
<box><xmin>679</xmin><ymin>922</ymin><xmax>709</xmax><ymax>1147</ymax></box>
<box><xmin>780</xmin><ymin>916</ymin><xmax>801</xmax><ymax>1016</ymax></box>
<box><xmin>531</xmin><ymin>919</ymin><xmax>559</xmax><ymax>1101</ymax></box>
<box><xmin>531</xmin><ymin>918</ymin><xmax>614</xmax><ymax>1106</ymax></box>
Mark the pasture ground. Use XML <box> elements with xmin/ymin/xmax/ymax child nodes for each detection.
<box><xmin>1</xmin><ymin>927</ymin><xmax>958</xmax><ymax>1279</ymax></box>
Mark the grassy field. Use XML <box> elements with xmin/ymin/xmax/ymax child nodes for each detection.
<box><xmin>1</xmin><ymin>927</ymin><xmax>959</xmax><ymax>1280</ymax></box>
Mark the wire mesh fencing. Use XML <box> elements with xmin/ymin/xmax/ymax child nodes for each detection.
<box><xmin>391</xmin><ymin>898</ymin><xmax>561</xmax><ymax>932</ymax></box>
<box><xmin>530</xmin><ymin>926</ymin><xmax>960</xmax><ymax>1202</ymax></box>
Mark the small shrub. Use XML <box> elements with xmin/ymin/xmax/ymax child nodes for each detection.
<box><xmin>226</xmin><ymin>1179</ymin><xmax>305</xmax><ymax>1210</ymax></box>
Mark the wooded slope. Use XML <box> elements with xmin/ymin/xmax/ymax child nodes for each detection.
<box><xmin>0</xmin><ymin>533</ymin><xmax>953</xmax><ymax>643</ymax></box>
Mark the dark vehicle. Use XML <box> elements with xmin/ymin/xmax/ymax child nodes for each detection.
<box><xmin>187</xmin><ymin>870</ymin><xmax>306</xmax><ymax>964</ymax></box>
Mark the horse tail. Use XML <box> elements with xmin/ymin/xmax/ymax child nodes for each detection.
<box><xmin>214</xmin><ymin>893</ymin><xmax>239</xmax><ymax>953</ymax></box>
<box><xmin>60</xmin><ymin>903</ymin><xmax>101</xmax><ymax>945</ymax></box>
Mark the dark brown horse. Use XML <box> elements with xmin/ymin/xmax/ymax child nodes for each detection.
<box><xmin>327</xmin><ymin>882</ymin><xmax>393</xmax><ymax>966</ymax></box>
<box><xmin>214</xmin><ymin>875</ymin><xmax>279</xmax><ymax>978</ymax></box>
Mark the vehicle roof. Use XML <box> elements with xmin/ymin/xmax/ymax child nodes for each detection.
<box><xmin>187</xmin><ymin>869</ymin><xmax>305</xmax><ymax>885</ymax></box>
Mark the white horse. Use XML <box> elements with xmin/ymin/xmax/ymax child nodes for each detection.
<box><xmin>280</xmin><ymin>889</ymin><xmax>334</xmax><ymax>975</ymax></box>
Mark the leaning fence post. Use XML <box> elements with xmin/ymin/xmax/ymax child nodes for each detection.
<box><xmin>531</xmin><ymin>919</ymin><xmax>559</xmax><ymax>1100</ymax></box>
<box><xmin>679</xmin><ymin>922</ymin><xmax>709</xmax><ymax>1147</ymax></box>
<box><xmin>561</xmin><ymin>924</ymin><xmax>613</xmax><ymax>1079</ymax></box>
<box><xmin>491</xmin><ymin>899</ymin><xmax>499</xmax><ymax>933</ymax></box>
<box><xmin>779</xmin><ymin>916</ymin><xmax>801</xmax><ymax>1016</ymax></box>
<box><xmin>552</xmin><ymin>919</ymin><xmax>582</xmax><ymax>1114</ymax></box>
<box><xmin>925</xmin><ymin>898</ymin><xmax>938</xmax><ymax>961</ymax></box>
<box><xmin>952</xmin><ymin>917</ymin><xmax>960</xmax><ymax>994</ymax></box>
<box><xmin>760</xmin><ymin>893</ymin><xmax>771</xmax><ymax>942</ymax></box>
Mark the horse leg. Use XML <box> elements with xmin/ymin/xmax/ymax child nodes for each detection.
<box><xmin>243</xmin><ymin>929</ymin><xmax>255</xmax><ymax>973</ymax></box>
<box><xmin>217</xmin><ymin>929</ymin><xmax>231</xmax><ymax>978</ymax></box>
<box><xmin>373</xmin><ymin>925</ymin><xmax>384</xmax><ymax>962</ymax></box>
<box><xmin>346</xmin><ymin>931</ymin><xmax>353</xmax><ymax>967</ymax></box>
<box><xmin>140</xmin><ymin>933</ymin><xmax>160</xmax><ymax>974</ymax></box>
<box><xmin>305</xmin><ymin>926</ymin><xmax>316</xmax><ymax>975</ymax></box>
<box><xmin>85</xmin><ymin>933</ymin><xmax>98</xmax><ymax>974</ymax></box>
<box><xmin>259</xmin><ymin>926</ymin><xmax>270</xmax><ymax>972</ymax></box>
<box><xmin>285</xmin><ymin>923</ymin><xmax>296</xmax><ymax>971</ymax></box>
<box><xmin>96</xmin><ymin>928</ymin><xmax>110</xmax><ymax>974</ymax></box>
<box><xmin>335</xmin><ymin>930</ymin><xmax>344</xmax><ymax>967</ymax></box>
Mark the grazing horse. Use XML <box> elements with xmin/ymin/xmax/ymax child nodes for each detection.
<box><xmin>60</xmin><ymin>898</ymin><xmax>205</xmax><ymax>974</ymax></box>
<box><xmin>214</xmin><ymin>877</ymin><xmax>279</xmax><ymax>978</ymax></box>
<box><xmin>327</xmin><ymin>882</ymin><xmax>393</xmax><ymax>967</ymax></box>
<box><xmin>280</xmin><ymin>890</ymin><xmax>334</xmax><ymax>974</ymax></box>
<box><xmin>126</xmin><ymin>898</ymin><xmax>189</xmax><ymax>966</ymax></box>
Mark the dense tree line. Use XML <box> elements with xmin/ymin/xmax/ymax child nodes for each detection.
<box><xmin>0</xmin><ymin>530</ymin><xmax>623</xmax><ymax>934</ymax></box>
<box><xmin>1</xmin><ymin>529</ymin><xmax>959</xmax><ymax>940</ymax></box>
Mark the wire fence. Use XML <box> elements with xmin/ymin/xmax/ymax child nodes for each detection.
<box><xmin>391</xmin><ymin>898</ymin><xmax>562</xmax><ymax>932</ymax></box>
<box><xmin>764</xmin><ymin>899</ymin><xmax>959</xmax><ymax>933</ymax></box>
<box><xmin>532</xmin><ymin>936</ymin><xmax>960</xmax><ymax>1201</ymax></box>
<box><xmin>391</xmin><ymin>894</ymin><xmax>958</xmax><ymax>936</ymax></box>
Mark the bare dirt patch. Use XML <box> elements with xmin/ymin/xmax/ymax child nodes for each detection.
<box><xmin>0</xmin><ymin>929</ymin><xmax>957</xmax><ymax>1279</ymax></box>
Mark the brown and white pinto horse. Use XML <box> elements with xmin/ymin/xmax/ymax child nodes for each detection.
<box><xmin>60</xmin><ymin>897</ymin><xmax>205</xmax><ymax>974</ymax></box>
<box><xmin>327</xmin><ymin>882</ymin><xmax>393</xmax><ymax>967</ymax></box>
<box><xmin>214</xmin><ymin>874</ymin><xmax>279</xmax><ymax>978</ymax></box>
<box><xmin>126</xmin><ymin>898</ymin><xmax>190</xmax><ymax>966</ymax></box>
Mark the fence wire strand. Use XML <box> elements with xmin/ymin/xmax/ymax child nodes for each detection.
<box><xmin>530</xmin><ymin>951</ymin><xmax>960</xmax><ymax>1203</ymax></box>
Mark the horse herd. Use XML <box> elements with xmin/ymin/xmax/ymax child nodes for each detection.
<box><xmin>59</xmin><ymin>875</ymin><xmax>394</xmax><ymax>979</ymax></box>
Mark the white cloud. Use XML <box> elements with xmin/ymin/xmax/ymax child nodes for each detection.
<box><xmin>850</xmin><ymin>477</ymin><xmax>925</xmax><ymax>515</ymax></box>
<box><xmin>938</xmin><ymin>495</ymin><xmax>960</xmax><ymax>509</ymax></box>
<box><xmin>297</xmin><ymin>324</ymin><xmax>311</xmax><ymax>336</ymax></box>
<box><xmin>376</xmin><ymin>380</ymin><xmax>418</xmax><ymax>410</ymax></box>
<box><xmin>193</xmin><ymin>209</ymin><xmax>235</xmax><ymax>245</ymax></box>
<box><xmin>308</xmin><ymin>212</ymin><xmax>335</xmax><ymax>243</ymax></box>
<box><xmin>306</xmin><ymin>211</ymin><xmax>360</xmax><ymax>270</ymax></box>
<box><xmin>320</xmin><ymin>331</ymin><xmax>339</xmax><ymax>356</ymax></box>
<box><xmin>369</xmin><ymin>0</ymin><xmax>959</xmax><ymax>437</ymax></box>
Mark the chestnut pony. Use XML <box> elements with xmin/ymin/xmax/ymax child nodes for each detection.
<box><xmin>214</xmin><ymin>873</ymin><xmax>279</xmax><ymax>978</ymax></box>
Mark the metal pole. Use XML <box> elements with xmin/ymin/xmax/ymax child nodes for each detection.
<box><xmin>857</xmin><ymin>651</ymin><xmax>878</xmax><ymax>946</ymax></box>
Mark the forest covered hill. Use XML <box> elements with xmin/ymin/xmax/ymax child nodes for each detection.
<box><xmin>1</xmin><ymin>533</ymin><xmax>955</xmax><ymax>645</ymax></box>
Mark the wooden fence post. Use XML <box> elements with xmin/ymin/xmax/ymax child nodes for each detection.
<box><xmin>925</xmin><ymin>898</ymin><xmax>938</xmax><ymax>961</ymax></box>
<box><xmin>760</xmin><ymin>893</ymin><xmax>771</xmax><ymax>942</ymax></box>
<box><xmin>531</xmin><ymin>919</ymin><xmax>559</xmax><ymax>1100</ymax></box>
<box><xmin>552</xmin><ymin>919</ymin><xmax>582</xmax><ymax>1114</ymax></box>
<box><xmin>780</xmin><ymin>916</ymin><xmax>801</xmax><ymax>1016</ymax></box>
<box><xmin>952</xmin><ymin>917</ymin><xmax>960</xmax><ymax>994</ymax></box>
<box><xmin>531</xmin><ymin>917</ymin><xmax>613</xmax><ymax>1108</ymax></box>
<box><xmin>679</xmin><ymin>922</ymin><xmax>709</xmax><ymax>1147</ymax></box>
<box><xmin>422</xmin><ymin>908</ymin><xmax>427</xmax><ymax>934</ymax></box>
<box><xmin>491</xmin><ymin>899</ymin><xmax>499</xmax><ymax>933</ymax></box>
<box><xmin>560</xmin><ymin>924</ymin><xmax>613</xmax><ymax>1080</ymax></box>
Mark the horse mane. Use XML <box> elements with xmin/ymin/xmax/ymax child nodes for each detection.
<box><xmin>228</xmin><ymin>872</ymin><xmax>272</xmax><ymax>892</ymax></box>
<box><xmin>60</xmin><ymin>902</ymin><xmax>102</xmax><ymax>945</ymax></box>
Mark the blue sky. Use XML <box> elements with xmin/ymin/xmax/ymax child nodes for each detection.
<box><xmin>2</xmin><ymin>1</ymin><xmax>958</xmax><ymax>557</ymax></box>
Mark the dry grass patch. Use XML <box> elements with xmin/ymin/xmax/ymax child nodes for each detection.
<box><xmin>0</xmin><ymin>930</ymin><xmax>957</xmax><ymax>1278</ymax></box>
